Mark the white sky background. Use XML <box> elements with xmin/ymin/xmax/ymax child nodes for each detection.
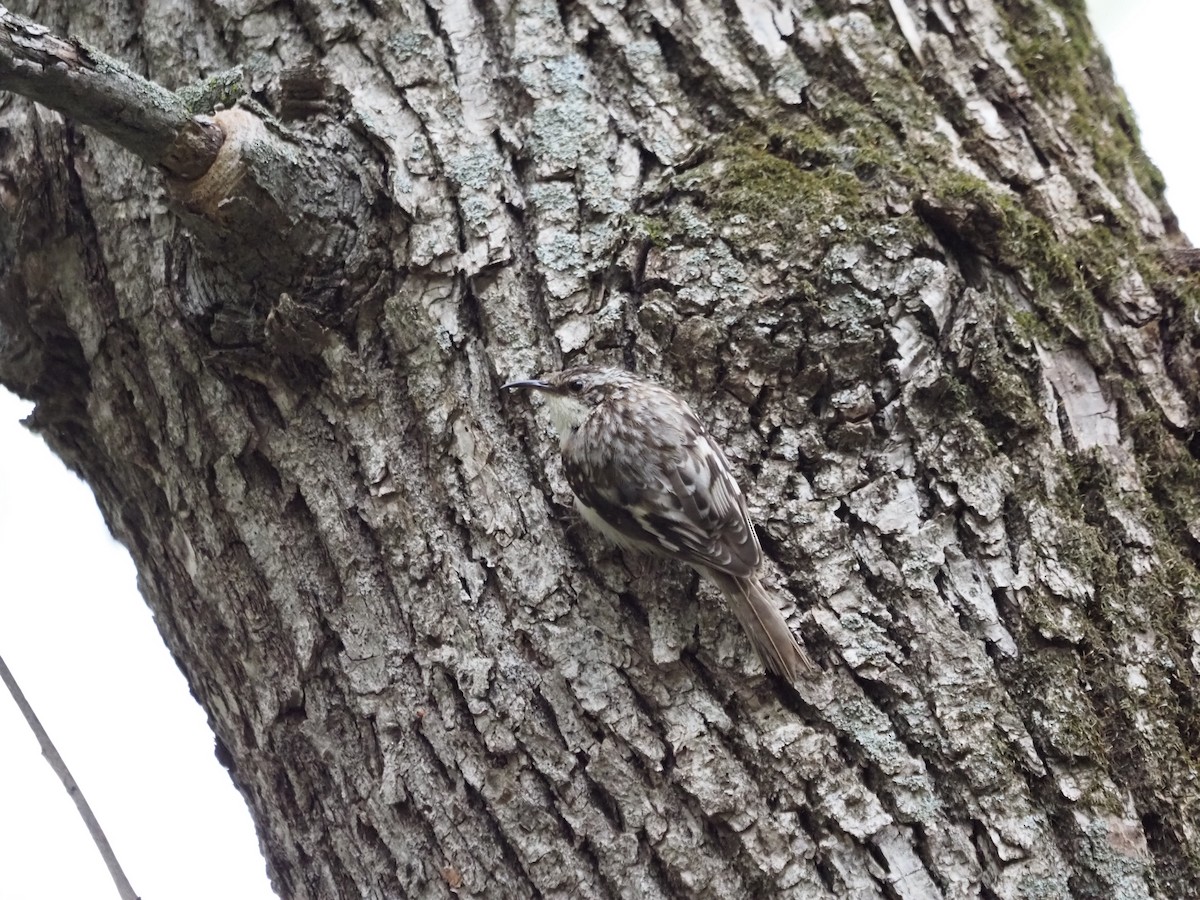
<box><xmin>0</xmin><ymin>3</ymin><xmax>1193</xmax><ymax>898</ymax></box>
<box><xmin>1087</xmin><ymin>0</ymin><xmax>1200</xmax><ymax>236</ymax></box>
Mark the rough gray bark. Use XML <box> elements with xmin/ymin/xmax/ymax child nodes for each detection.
<box><xmin>2</xmin><ymin>0</ymin><xmax>1198</xmax><ymax>898</ymax></box>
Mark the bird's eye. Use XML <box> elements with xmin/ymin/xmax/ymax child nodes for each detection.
<box><xmin>566</xmin><ymin>378</ymin><xmax>585</xmax><ymax>394</ymax></box>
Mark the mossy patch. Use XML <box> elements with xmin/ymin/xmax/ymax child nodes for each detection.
<box><xmin>920</xmin><ymin>170</ymin><xmax>1108</xmax><ymax>344</ymax></box>
<box><xmin>1014</xmin><ymin>649</ymin><xmax>1110</xmax><ymax>763</ymax></box>
<box><xmin>1001</xmin><ymin>0</ymin><xmax>1166</xmax><ymax>204</ymax></box>
<box><xmin>1129</xmin><ymin>413</ymin><xmax>1200</xmax><ymax>537</ymax></box>
<box><xmin>683</xmin><ymin>124</ymin><xmax>870</xmax><ymax>243</ymax></box>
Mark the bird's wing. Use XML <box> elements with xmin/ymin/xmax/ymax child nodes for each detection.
<box><xmin>563</xmin><ymin>408</ymin><xmax>761</xmax><ymax>577</ymax></box>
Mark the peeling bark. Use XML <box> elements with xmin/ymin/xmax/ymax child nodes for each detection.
<box><xmin>2</xmin><ymin>0</ymin><xmax>1198</xmax><ymax>898</ymax></box>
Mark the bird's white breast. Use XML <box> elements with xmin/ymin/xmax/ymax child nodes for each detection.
<box><xmin>542</xmin><ymin>393</ymin><xmax>593</xmax><ymax>442</ymax></box>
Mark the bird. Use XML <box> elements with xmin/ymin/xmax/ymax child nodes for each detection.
<box><xmin>502</xmin><ymin>365</ymin><xmax>813</xmax><ymax>680</ymax></box>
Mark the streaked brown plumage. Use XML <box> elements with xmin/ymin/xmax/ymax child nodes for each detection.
<box><xmin>503</xmin><ymin>365</ymin><xmax>813</xmax><ymax>680</ymax></box>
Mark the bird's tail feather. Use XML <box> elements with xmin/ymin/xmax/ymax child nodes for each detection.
<box><xmin>707</xmin><ymin>570</ymin><xmax>813</xmax><ymax>680</ymax></box>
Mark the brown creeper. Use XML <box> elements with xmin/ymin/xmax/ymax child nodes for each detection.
<box><xmin>503</xmin><ymin>366</ymin><xmax>813</xmax><ymax>680</ymax></box>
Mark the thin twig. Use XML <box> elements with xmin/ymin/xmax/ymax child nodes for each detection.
<box><xmin>0</xmin><ymin>651</ymin><xmax>140</xmax><ymax>900</ymax></box>
<box><xmin>0</xmin><ymin>4</ymin><xmax>222</xmax><ymax>177</ymax></box>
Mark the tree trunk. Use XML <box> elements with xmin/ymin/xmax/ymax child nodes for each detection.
<box><xmin>2</xmin><ymin>0</ymin><xmax>1197</xmax><ymax>897</ymax></box>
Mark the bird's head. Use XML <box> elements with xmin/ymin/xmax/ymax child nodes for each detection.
<box><xmin>502</xmin><ymin>366</ymin><xmax>633</xmax><ymax>438</ymax></box>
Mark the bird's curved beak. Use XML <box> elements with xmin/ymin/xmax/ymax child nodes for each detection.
<box><xmin>502</xmin><ymin>378</ymin><xmax>552</xmax><ymax>392</ymax></box>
